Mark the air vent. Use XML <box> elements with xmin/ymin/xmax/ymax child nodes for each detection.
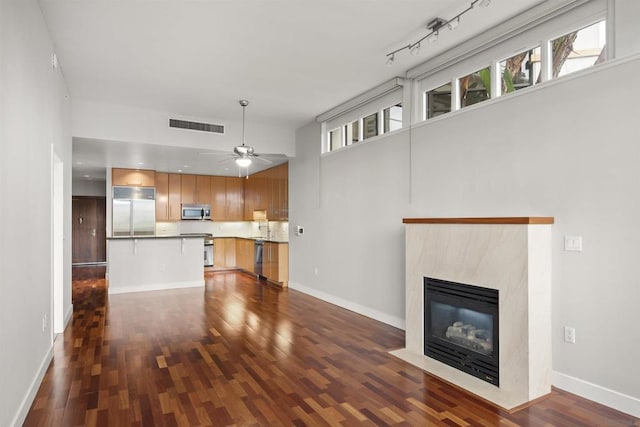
<box><xmin>169</xmin><ymin>118</ymin><xmax>224</xmax><ymax>134</ymax></box>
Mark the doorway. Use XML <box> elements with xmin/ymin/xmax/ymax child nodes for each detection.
<box><xmin>72</xmin><ymin>196</ymin><xmax>106</xmax><ymax>264</ymax></box>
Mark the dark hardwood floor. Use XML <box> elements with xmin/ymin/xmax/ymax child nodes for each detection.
<box><xmin>24</xmin><ymin>267</ymin><xmax>639</xmax><ymax>426</ymax></box>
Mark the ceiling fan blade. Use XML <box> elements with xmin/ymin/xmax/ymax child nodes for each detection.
<box><xmin>253</xmin><ymin>156</ymin><xmax>273</xmax><ymax>164</ymax></box>
<box><xmin>217</xmin><ymin>157</ymin><xmax>237</xmax><ymax>164</ymax></box>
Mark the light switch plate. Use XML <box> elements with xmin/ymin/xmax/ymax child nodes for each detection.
<box><xmin>564</xmin><ymin>236</ymin><xmax>583</xmax><ymax>251</ymax></box>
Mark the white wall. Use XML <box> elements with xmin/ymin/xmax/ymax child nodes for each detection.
<box><xmin>72</xmin><ymin>178</ymin><xmax>106</xmax><ymax>196</ymax></box>
<box><xmin>0</xmin><ymin>0</ymin><xmax>72</xmax><ymax>425</ymax></box>
<box><xmin>73</xmin><ymin>99</ymin><xmax>296</xmax><ymax>157</ymax></box>
<box><xmin>290</xmin><ymin>57</ymin><xmax>640</xmax><ymax>415</ymax></box>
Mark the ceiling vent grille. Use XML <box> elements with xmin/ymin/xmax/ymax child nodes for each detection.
<box><xmin>169</xmin><ymin>118</ymin><xmax>225</xmax><ymax>134</ymax></box>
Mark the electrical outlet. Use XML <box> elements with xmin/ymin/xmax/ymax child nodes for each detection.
<box><xmin>564</xmin><ymin>326</ymin><xmax>576</xmax><ymax>344</ymax></box>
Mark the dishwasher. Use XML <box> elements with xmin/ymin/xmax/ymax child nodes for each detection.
<box><xmin>254</xmin><ymin>240</ymin><xmax>264</xmax><ymax>277</ymax></box>
<box><xmin>204</xmin><ymin>237</ymin><xmax>214</xmax><ymax>267</ymax></box>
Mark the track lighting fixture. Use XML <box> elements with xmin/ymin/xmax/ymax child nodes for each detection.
<box><xmin>384</xmin><ymin>0</ymin><xmax>491</xmax><ymax>64</ymax></box>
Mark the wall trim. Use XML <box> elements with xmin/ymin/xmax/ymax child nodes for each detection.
<box><xmin>288</xmin><ymin>281</ymin><xmax>405</xmax><ymax>330</ymax></box>
<box><xmin>11</xmin><ymin>347</ymin><xmax>53</xmax><ymax>427</ymax></box>
<box><xmin>108</xmin><ymin>280</ymin><xmax>204</xmax><ymax>295</ymax></box>
<box><xmin>552</xmin><ymin>371</ymin><xmax>640</xmax><ymax>418</ymax></box>
<box><xmin>63</xmin><ymin>303</ymin><xmax>74</xmax><ymax>329</ymax></box>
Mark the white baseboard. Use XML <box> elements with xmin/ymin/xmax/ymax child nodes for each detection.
<box><xmin>63</xmin><ymin>303</ymin><xmax>73</xmax><ymax>329</ymax></box>
<box><xmin>108</xmin><ymin>280</ymin><xmax>204</xmax><ymax>295</ymax></box>
<box><xmin>552</xmin><ymin>371</ymin><xmax>640</xmax><ymax>418</ymax></box>
<box><xmin>11</xmin><ymin>346</ymin><xmax>53</xmax><ymax>427</ymax></box>
<box><xmin>288</xmin><ymin>281</ymin><xmax>405</xmax><ymax>330</ymax></box>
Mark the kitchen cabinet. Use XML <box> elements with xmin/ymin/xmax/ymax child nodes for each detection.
<box><xmin>112</xmin><ymin>168</ymin><xmax>155</xmax><ymax>187</ymax></box>
<box><xmin>196</xmin><ymin>175</ymin><xmax>211</xmax><ymax>206</ymax></box>
<box><xmin>181</xmin><ymin>174</ymin><xmax>197</xmax><ymax>204</ymax></box>
<box><xmin>181</xmin><ymin>174</ymin><xmax>212</xmax><ymax>206</ymax></box>
<box><xmin>243</xmin><ymin>163</ymin><xmax>288</xmax><ymax>221</ymax></box>
<box><xmin>155</xmin><ymin>173</ymin><xmax>181</xmax><ymax>221</ymax></box>
<box><xmin>210</xmin><ymin>176</ymin><xmax>244</xmax><ymax>221</ymax></box>
<box><xmin>213</xmin><ymin>238</ymin><xmax>236</xmax><ymax>268</ymax></box>
<box><xmin>226</xmin><ymin>177</ymin><xmax>244</xmax><ymax>221</ymax></box>
<box><xmin>263</xmin><ymin>242</ymin><xmax>288</xmax><ymax>287</ymax></box>
<box><xmin>236</xmin><ymin>238</ymin><xmax>254</xmax><ymax>273</ymax></box>
<box><xmin>210</xmin><ymin>176</ymin><xmax>227</xmax><ymax>221</ymax></box>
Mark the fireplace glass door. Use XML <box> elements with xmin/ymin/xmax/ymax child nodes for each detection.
<box><xmin>424</xmin><ymin>277</ymin><xmax>499</xmax><ymax>386</ymax></box>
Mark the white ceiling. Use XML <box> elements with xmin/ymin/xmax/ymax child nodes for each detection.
<box><xmin>38</xmin><ymin>0</ymin><xmax>546</xmax><ymax>180</ymax></box>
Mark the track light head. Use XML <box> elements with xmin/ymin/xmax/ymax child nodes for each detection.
<box><xmin>447</xmin><ymin>17</ymin><xmax>460</xmax><ymax>31</ymax></box>
<box><xmin>427</xmin><ymin>31</ymin><xmax>438</xmax><ymax>44</ymax></box>
<box><xmin>409</xmin><ymin>43</ymin><xmax>421</xmax><ymax>56</ymax></box>
<box><xmin>386</xmin><ymin>54</ymin><xmax>395</xmax><ymax>67</ymax></box>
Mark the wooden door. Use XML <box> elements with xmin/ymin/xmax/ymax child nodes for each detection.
<box><xmin>72</xmin><ymin>197</ymin><xmax>106</xmax><ymax>264</ymax></box>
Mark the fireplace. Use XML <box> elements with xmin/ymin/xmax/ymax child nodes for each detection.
<box><xmin>393</xmin><ymin>217</ymin><xmax>552</xmax><ymax>409</ymax></box>
<box><xmin>424</xmin><ymin>277</ymin><xmax>499</xmax><ymax>386</ymax></box>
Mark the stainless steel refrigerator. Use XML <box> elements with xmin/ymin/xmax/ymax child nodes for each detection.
<box><xmin>112</xmin><ymin>186</ymin><xmax>156</xmax><ymax>236</ymax></box>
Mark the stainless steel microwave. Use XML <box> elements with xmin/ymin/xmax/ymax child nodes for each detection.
<box><xmin>181</xmin><ymin>204</ymin><xmax>211</xmax><ymax>220</ymax></box>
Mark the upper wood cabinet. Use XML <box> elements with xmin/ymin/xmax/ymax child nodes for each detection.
<box><xmin>196</xmin><ymin>175</ymin><xmax>211</xmax><ymax>206</ymax></box>
<box><xmin>155</xmin><ymin>173</ymin><xmax>169</xmax><ymax>221</ymax></box>
<box><xmin>180</xmin><ymin>174</ymin><xmax>197</xmax><ymax>204</ymax></box>
<box><xmin>155</xmin><ymin>173</ymin><xmax>182</xmax><ymax>221</ymax></box>
<box><xmin>243</xmin><ymin>163</ymin><xmax>288</xmax><ymax>221</ymax></box>
<box><xmin>210</xmin><ymin>176</ymin><xmax>244</xmax><ymax>221</ymax></box>
<box><xmin>168</xmin><ymin>174</ymin><xmax>181</xmax><ymax>220</ymax></box>
<box><xmin>112</xmin><ymin>168</ymin><xmax>155</xmax><ymax>187</ymax></box>
<box><xmin>226</xmin><ymin>177</ymin><xmax>244</xmax><ymax>221</ymax></box>
<box><xmin>182</xmin><ymin>174</ymin><xmax>212</xmax><ymax>206</ymax></box>
<box><xmin>210</xmin><ymin>176</ymin><xmax>227</xmax><ymax>221</ymax></box>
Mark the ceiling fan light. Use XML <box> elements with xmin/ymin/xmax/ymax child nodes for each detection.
<box><xmin>235</xmin><ymin>157</ymin><xmax>252</xmax><ymax>168</ymax></box>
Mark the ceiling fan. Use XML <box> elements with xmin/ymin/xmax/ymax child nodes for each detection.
<box><xmin>229</xmin><ymin>99</ymin><xmax>272</xmax><ymax>169</ymax></box>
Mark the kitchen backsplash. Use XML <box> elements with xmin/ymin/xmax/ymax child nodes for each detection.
<box><xmin>156</xmin><ymin>221</ymin><xmax>289</xmax><ymax>241</ymax></box>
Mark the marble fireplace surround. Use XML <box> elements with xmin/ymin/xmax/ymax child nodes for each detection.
<box><xmin>391</xmin><ymin>217</ymin><xmax>553</xmax><ymax>410</ymax></box>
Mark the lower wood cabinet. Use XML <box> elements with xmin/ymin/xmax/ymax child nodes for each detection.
<box><xmin>213</xmin><ymin>238</ymin><xmax>236</xmax><ymax>268</ymax></box>
<box><xmin>264</xmin><ymin>242</ymin><xmax>288</xmax><ymax>287</ymax></box>
<box><xmin>236</xmin><ymin>238</ymin><xmax>255</xmax><ymax>273</ymax></box>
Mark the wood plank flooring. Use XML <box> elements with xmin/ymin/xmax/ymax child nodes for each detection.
<box><xmin>24</xmin><ymin>267</ymin><xmax>640</xmax><ymax>426</ymax></box>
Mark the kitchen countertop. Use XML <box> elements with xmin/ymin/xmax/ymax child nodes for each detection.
<box><xmin>107</xmin><ymin>234</ymin><xmax>210</xmax><ymax>240</ymax></box>
<box><xmin>107</xmin><ymin>234</ymin><xmax>288</xmax><ymax>243</ymax></box>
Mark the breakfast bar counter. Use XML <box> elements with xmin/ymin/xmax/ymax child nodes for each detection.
<box><xmin>106</xmin><ymin>235</ymin><xmax>204</xmax><ymax>294</ymax></box>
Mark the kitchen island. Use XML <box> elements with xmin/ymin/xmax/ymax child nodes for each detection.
<box><xmin>106</xmin><ymin>235</ymin><xmax>205</xmax><ymax>294</ymax></box>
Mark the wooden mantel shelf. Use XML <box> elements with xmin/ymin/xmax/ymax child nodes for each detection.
<box><xmin>402</xmin><ymin>217</ymin><xmax>554</xmax><ymax>225</ymax></box>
